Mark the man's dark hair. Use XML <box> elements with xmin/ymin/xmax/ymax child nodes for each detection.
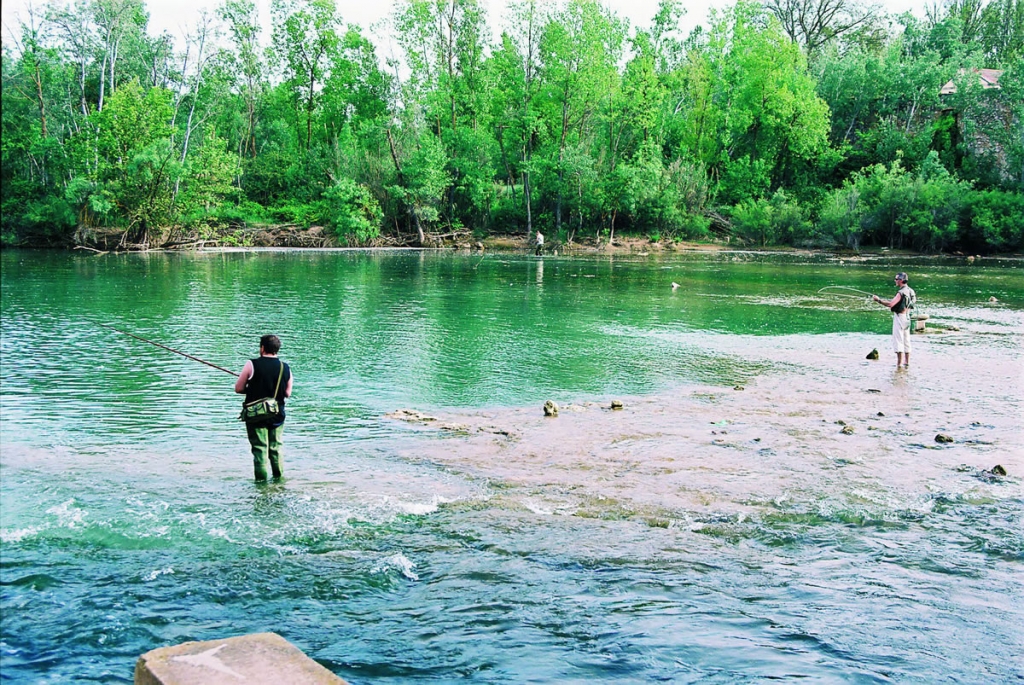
<box><xmin>260</xmin><ymin>334</ymin><xmax>281</xmax><ymax>355</ymax></box>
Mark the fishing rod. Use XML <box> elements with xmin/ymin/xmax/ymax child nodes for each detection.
<box><xmin>95</xmin><ymin>322</ymin><xmax>237</xmax><ymax>376</ymax></box>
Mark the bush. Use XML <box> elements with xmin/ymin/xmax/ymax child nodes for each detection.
<box><xmin>730</xmin><ymin>190</ymin><xmax>812</xmax><ymax>246</ymax></box>
<box><xmin>816</xmin><ymin>187</ymin><xmax>861</xmax><ymax>249</ymax></box>
<box><xmin>677</xmin><ymin>213</ymin><xmax>712</xmax><ymax>240</ymax></box>
<box><xmin>23</xmin><ymin>196</ymin><xmax>77</xmax><ymax>240</ymax></box>
<box><xmin>267</xmin><ymin>202</ymin><xmax>320</xmax><ymax>226</ymax></box>
<box><xmin>963</xmin><ymin>190</ymin><xmax>1024</xmax><ymax>252</ymax></box>
<box><xmin>815</xmin><ymin>154</ymin><xmax>972</xmax><ymax>252</ymax></box>
<box><xmin>182</xmin><ymin>200</ymin><xmax>270</xmax><ymax>229</ymax></box>
<box><xmin>323</xmin><ymin>179</ymin><xmax>383</xmax><ymax>244</ymax></box>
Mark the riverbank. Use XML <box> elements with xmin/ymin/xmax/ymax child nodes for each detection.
<box><xmin>13</xmin><ymin>222</ymin><xmax>1018</xmax><ymax>260</ymax></box>
<box><xmin>58</xmin><ymin>222</ymin><xmax>735</xmax><ymax>254</ymax></box>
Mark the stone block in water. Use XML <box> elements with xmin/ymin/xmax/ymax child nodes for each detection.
<box><xmin>135</xmin><ymin>632</ymin><xmax>346</xmax><ymax>685</ymax></box>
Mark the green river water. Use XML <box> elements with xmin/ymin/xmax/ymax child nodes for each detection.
<box><xmin>1</xmin><ymin>248</ymin><xmax>1022</xmax><ymax>683</ymax></box>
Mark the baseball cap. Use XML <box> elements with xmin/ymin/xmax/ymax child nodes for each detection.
<box><xmin>895</xmin><ymin>272</ymin><xmax>908</xmax><ymax>282</ymax></box>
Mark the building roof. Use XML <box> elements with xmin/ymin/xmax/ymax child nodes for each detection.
<box><xmin>940</xmin><ymin>68</ymin><xmax>1004</xmax><ymax>95</ymax></box>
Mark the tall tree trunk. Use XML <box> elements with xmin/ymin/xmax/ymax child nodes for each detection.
<box><xmin>307</xmin><ymin>70</ymin><xmax>315</xmax><ymax>150</ymax></box>
<box><xmin>98</xmin><ymin>52</ymin><xmax>108</xmax><ymax>112</ymax></box>
<box><xmin>523</xmin><ymin>169</ymin><xmax>533</xmax><ymax>237</ymax></box>
<box><xmin>31</xmin><ymin>59</ymin><xmax>48</xmax><ymax>138</ymax></box>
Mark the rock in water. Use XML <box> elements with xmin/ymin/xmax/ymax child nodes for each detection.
<box><xmin>610</xmin><ymin>400</ymin><xmax>623</xmax><ymax>410</ymax></box>
<box><xmin>543</xmin><ymin>400</ymin><xmax>559</xmax><ymax>417</ymax></box>
<box><xmin>866</xmin><ymin>348</ymin><xmax>879</xmax><ymax>360</ymax></box>
<box><xmin>990</xmin><ymin>464</ymin><xmax>1007</xmax><ymax>476</ymax></box>
<box><xmin>840</xmin><ymin>425</ymin><xmax>855</xmax><ymax>435</ymax></box>
<box><xmin>935</xmin><ymin>434</ymin><xmax>954</xmax><ymax>443</ymax></box>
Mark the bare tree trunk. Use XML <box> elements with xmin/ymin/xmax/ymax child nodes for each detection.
<box><xmin>173</xmin><ymin>20</ymin><xmax>210</xmax><ymax>201</ymax></box>
<box><xmin>98</xmin><ymin>52</ymin><xmax>108</xmax><ymax>112</ymax></box>
<box><xmin>523</xmin><ymin>168</ymin><xmax>533</xmax><ymax>237</ymax></box>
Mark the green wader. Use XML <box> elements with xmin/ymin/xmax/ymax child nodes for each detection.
<box><xmin>246</xmin><ymin>423</ymin><xmax>284</xmax><ymax>481</ymax></box>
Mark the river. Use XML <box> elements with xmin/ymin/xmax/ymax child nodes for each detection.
<box><xmin>1</xmin><ymin>248</ymin><xmax>1022</xmax><ymax>682</ymax></box>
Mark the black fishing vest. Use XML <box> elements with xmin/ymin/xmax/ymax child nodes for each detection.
<box><xmin>244</xmin><ymin>356</ymin><xmax>290</xmax><ymax>414</ymax></box>
<box><xmin>891</xmin><ymin>289</ymin><xmax>909</xmax><ymax>314</ymax></box>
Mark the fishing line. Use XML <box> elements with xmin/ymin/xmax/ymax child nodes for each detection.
<box><xmin>817</xmin><ymin>286</ymin><xmax>876</xmax><ymax>298</ymax></box>
<box><xmin>819</xmin><ymin>291</ymin><xmax>870</xmax><ymax>301</ymax></box>
<box><xmin>94</xmin><ymin>321</ymin><xmax>237</xmax><ymax>376</ymax></box>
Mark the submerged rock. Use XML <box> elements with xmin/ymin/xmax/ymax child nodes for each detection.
<box><xmin>935</xmin><ymin>433</ymin><xmax>954</xmax><ymax>443</ymax></box>
<box><xmin>543</xmin><ymin>400</ymin><xmax>559</xmax><ymax>417</ymax></box>
<box><xmin>386</xmin><ymin>409</ymin><xmax>437</xmax><ymax>422</ymax></box>
<box><xmin>840</xmin><ymin>425</ymin><xmax>855</xmax><ymax>435</ymax></box>
<box><xmin>955</xmin><ymin>463</ymin><xmax>1008</xmax><ymax>480</ymax></box>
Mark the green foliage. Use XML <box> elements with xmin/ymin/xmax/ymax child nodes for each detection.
<box><xmin>817</xmin><ymin>153</ymin><xmax>973</xmax><ymax>251</ymax></box>
<box><xmin>1</xmin><ymin>0</ymin><xmax>1022</xmax><ymax>254</ymax></box>
<box><xmin>23</xmin><ymin>196</ymin><xmax>77</xmax><ymax>238</ymax></box>
<box><xmin>963</xmin><ymin>189</ymin><xmax>1024</xmax><ymax>251</ymax></box>
<box><xmin>323</xmin><ymin>178</ymin><xmax>382</xmax><ymax>243</ymax></box>
<box><xmin>177</xmin><ymin>133</ymin><xmax>240</xmax><ymax>214</ymax></box>
<box><xmin>268</xmin><ymin>201</ymin><xmax>320</xmax><ymax>225</ymax></box>
<box><xmin>181</xmin><ymin>200</ymin><xmax>270</xmax><ymax>231</ymax></box>
<box><xmin>731</xmin><ymin>190</ymin><xmax>812</xmax><ymax>246</ymax></box>
<box><xmin>400</xmin><ymin>133</ymin><xmax>452</xmax><ymax>228</ymax></box>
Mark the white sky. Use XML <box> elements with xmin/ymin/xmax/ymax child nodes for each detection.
<box><xmin>3</xmin><ymin>0</ymin><xmax>930</xmax><ymax>56</ymax></box>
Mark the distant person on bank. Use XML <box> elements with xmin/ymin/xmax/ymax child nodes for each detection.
<box><xmin>235</xmin><ymin>335</ymin><xmax>293</xmax><ymax>481</ymax></box>
<box><xmin>872</xmin><ymin>272</ymin><xmax>915</xmax><ymax>369</ymax></box>
<box><xmin>535</xmin><ymin>231</ymin><xmax>544</xmax><ymax>256</ymax></box>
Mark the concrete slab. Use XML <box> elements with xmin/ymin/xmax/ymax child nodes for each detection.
<box><xmin>135</xmin><ymin>632</ymin><xmax>347</xmax><ymax>685</ymax></box>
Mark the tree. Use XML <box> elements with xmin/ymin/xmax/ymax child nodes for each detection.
<box><xmin>765</xmin><ymin>0</ymin><xmax>882</xmax><ymax>57</ymax></box>
<box><xmin>687</xmin><ymin>3</ymin><xmax>831</xmax><ymax>203</ymax></box>
<box><xmin>978</xmin><ymin>0</ymin><xmax>1024</xmax><ymax>65</ymax></box>
<box><xmin>219</xmin><ymin>0</ymin><xmax>267</xmax><ymax>158</ymax></box>
<box><xmin>490</xmin><ymin>0</ymin><xmax>549</xmax><ymax>236</ymax></box>
<box><xmin>86</xmin><ymin>80</ymin><xmax>177</xmax><ymax>245</ymax></box>
<box><xmin>538</xmin><ymin>0</ymin><xmax>626</xmax><ymax>233</ymax></box>
<box><xmin>272</xmin><ymin>0</ymin><xmax>340</xmax><ymax>150</ymax></box>
<box><xmin>92</xmin><ymin>0</ymin><xmax>149</xmax><ymax>111</ymax></box>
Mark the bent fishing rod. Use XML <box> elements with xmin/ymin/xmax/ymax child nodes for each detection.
<box><xmin>95</xmin><ymin>322</ymin><xmax>237</xmax><ymax>376</ymax></box>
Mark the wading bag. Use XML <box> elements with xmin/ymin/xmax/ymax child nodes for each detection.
<box><xmin>239</xmin><ymin>360</ymin><xmax>284</xmax><ymax>424</ymax></box>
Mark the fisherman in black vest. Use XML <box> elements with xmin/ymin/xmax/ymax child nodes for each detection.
<box><xmin>234</xmin><ymin>334</ymin><xmax>293</xmax><ymax>481</ymax></box>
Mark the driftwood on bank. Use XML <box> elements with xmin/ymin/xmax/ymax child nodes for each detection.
<box><xmin>67</xmin><ymin>220</ymin><xmax>737</xmax><ymax>253</ymax></box>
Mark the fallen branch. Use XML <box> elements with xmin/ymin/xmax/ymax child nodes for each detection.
<box><xmin>73</xmin><ymin>245</ymin><xmax>109</xmax><ymax>255</ymax></box>
<box><xmin>160</xmin><ymin>239</ymin><xmax>212</xmax><ymax>250</ymax></box>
